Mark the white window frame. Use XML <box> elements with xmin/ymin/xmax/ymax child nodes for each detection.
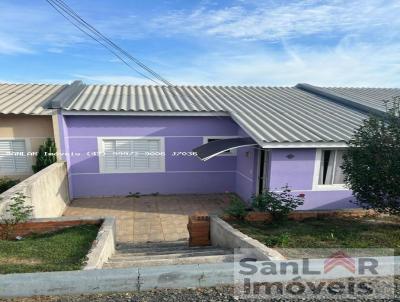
<box><xmin>202</xmin><ymin>136</ymin><xmax>238</xmax><ymax>157</ymax></box>
<box><xmin>97</xmin><ymin>136</ymin><xmax>165</xmax><ymax>174</ymax></box>
<box><xmin>312</xmin><ymin>148</ymin><xmax>348</xmax><ymax>191</ymax></box>
<box><xmin>0</xmin><ymin>138</ymin><xmax>32</xmax><ymax>176</ymax></box>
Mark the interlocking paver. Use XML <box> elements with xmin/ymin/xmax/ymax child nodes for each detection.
<box><xmin>63</xmin><ymin>194</ymin><xmax>228</xmax><ymax>244</ymax></box>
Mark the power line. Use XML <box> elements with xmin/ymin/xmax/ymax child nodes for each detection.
<box><xmin>52</xmin><ymin>0</ymin><xmax>173</xmax><ymax>86</ymax></box>
<box><xmin>45</xmin><ymin>0</ymin><xmax>224</xmax><ymax>117</ymax></box>
<box><xmin>46</xmin><ymin>0</ymin><xmax>169</xmax><ymax>86</ymax></box>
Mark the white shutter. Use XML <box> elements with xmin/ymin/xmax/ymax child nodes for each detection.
<box><xmin>0</xmin><ymin>141</ymin><xmax>14</xmax><ymax>171</ymax></box>
<box><xmin>103</xmin><ymin>140</ymin><xmax>117</xmax><ymax>170</ymax></box>
<box><xmin>0</xmin><ymin>140</ymin><xmax>28</xmax><ymax>173</ymax></box>
<box><xmin>100</xmin><ymin>138</ymin><xmax>164</xmax><ymax>173</ymax></box>
<box><xmin>132</xmin><ymin>140</ymin><xmax>150</xmax><ymax>169</ymax></box>
<box><xmin>147</xmin><ymin>140</ymin><xmax>161</xmax><ymax>169</ymax></box>
<box><xmin>116</xmin><ymin>140</ymin><xmax>132</xmax><ymax>170</ymax></box>
<box><xmin>12</xmin><ymin>141</ymin><xmax>28</xmax><ymax>172</ymax></box>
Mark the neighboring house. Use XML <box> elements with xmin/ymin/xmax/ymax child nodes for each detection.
<box><xmin>47</xmin><ymin>82</ymin><xmax>400</xmax><ymax>210</ymax></box>
<box><xmin>0</xmin><ymin>83</ymin><xmax>65</xmax><ymax>178</ymax></box>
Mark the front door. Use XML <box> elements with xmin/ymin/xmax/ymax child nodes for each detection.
<box><xmin>257</xmin><ymin>149</ymin><xmax>269</xmax><ymax>195</ymax></box>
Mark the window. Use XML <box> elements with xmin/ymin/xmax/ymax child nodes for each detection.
<box><xmin>318</xmin><ymin>149</ymin><xmax>345</xmax><ymax>185</ymax></box>
<box><xmin>203</xmin><ymin>137</ymin><xmax>237</xmax><ymax>156</ymax></box>
<box><xmin>0</xmin><ymin>140</ymin><xmax>29</xmax><ymax>174</ymax></box>
<box><xmin>99</xmin><ymin>137</ymin><xmax>165</xmax><ymax>173</ymax></box>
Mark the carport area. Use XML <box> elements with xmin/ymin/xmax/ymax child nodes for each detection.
<box><xmin>63</xmin><ymin>194</ymin><xmax>230</xmax><ymax>244</ymax></box>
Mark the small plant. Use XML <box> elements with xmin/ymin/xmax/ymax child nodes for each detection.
<box><xmin>0</xmin><ymin>178</ymin><xmax>20</xmax><ymax>194</ymax></box>
<box><xmin>224</xmin><ymin>195</ymin><xmax>247</xmax><ymax>220</ymax></box>
<box><xmin>265</xmin><ymin>233</ymin><xmax>291</xmax><ymax>247</ymax></box>
<box><xmin>32</xmin><ymin>138</ymin><xmax>57</xmax><ymax>173</ymax></box>
<box><xmin>252</xmin><ymin>185</ymin><xmax>304</xmax><ymax>221</ymax></box>
<box><xmin>0</xmin><ymin>193</ymin><xmax>33</xmax><ymax>240</ymax></box>
<box><xmin>127</xmin><ymin>192</ymin><xmax>141</xmax><ymax>198</ymax></box>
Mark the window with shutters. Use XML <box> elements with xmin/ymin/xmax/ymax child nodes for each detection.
<box><xmin>98</xmin><ymin>137</ymin><xmax>165</xmax><ymax>173</ymax></box>
<box><xmin>0</xmin><ymin>140</ymin><xmax>29</xmax><ymax>174</ymax></box>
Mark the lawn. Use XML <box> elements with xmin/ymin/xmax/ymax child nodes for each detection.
<box><xmin>0</xmin><ymin>224</ymin><xmax>100</xmax><ymax>274</ymax></box>
<box><xmin>229</xmin><ymin>216</ymin><xmax>400</xmax><ymax>258</ymax></box>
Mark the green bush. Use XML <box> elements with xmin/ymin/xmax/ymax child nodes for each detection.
<box><xmin>342</xmin><ymin>98</ymin><xmax>400</xmax><ymax>215</ymax></box>
<box><xmin>32</xmin><ymin>138</ymin><xmax>57</xmax><ymax>173</ymax></box>
<box><xmin>252</xmin><ymin>185</ymin><xmax>304</xmax><ymax>221</ymax></box>
<box><xmin>0</xmin><ymin>192</ymin><xmax>33</xmax><ymax>240</ymax></box>
<box><xmin>0</xmin><ymin>178</ymin><xmax>19</xmax><ymax>194</ymax></box>
<box><xmin>264</xmin><ymin>233</ymin><xmax>290</xmax><ymax>247</ymax></box>
<box><xmin>224</xmin><ymin>195</ymin><xmax>247</xmax><ymax>220</ymax></box>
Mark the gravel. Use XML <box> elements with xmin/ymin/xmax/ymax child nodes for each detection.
<box><xmin>1</xmin><ymin>276</ymin><xmax>398</xmax><ymax>302</ymax></box>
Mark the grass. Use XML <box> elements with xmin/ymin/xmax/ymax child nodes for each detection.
<box><xmin>0</xmin><ymin>224</ymin><xmax>100</xmax><ymax>274</ymax></box>
<box><xmin>229</xmin><ymin>216</ymin><xmax>400</xmax><ymax>258</ymax></box>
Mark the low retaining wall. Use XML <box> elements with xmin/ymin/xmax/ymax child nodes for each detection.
<box><xmin>84</xmin><ymin>216</ymin><xmax>116</xmax><ymax>270</ymax></box>
<box><xmin>0</xmin><ymin>217</ymin><xmax>100</xmax><ymax>238</ymax></box>
<box><xmin>0</xmin><ymin>162</ymin><xmax>70</xmax><ymax>218</ymax></box>
<box><xmin>244</xmin><ymin>208</ymin><xmax>378</xmax><ymax>222</ymax></box>
<box><xmin>210</xmin><ymin>216</ymin><xmax>285</xmax><ymax>260</ymax></box>
<box><xmin>1</xmin><ymin>257</ymin><xmax>397</xmax><ymax>298</ymax></box>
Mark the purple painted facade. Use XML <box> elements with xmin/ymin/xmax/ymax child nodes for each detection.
<box><xmin>60</xmin><ymin>115</ymin><xmax>241</xmax><ymax>198</ymax></box>
<box><xmin>268</xmin><ymin>148</ymin><xmax>355</xmax><ymax>210</ymax></box>
<box><xmin>58</xmin><ymin>114</ymin><xmax>355</xmax><ymax>209</ymax></box>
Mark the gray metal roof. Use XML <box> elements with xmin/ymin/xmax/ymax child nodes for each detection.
<box><xmin>59</xmin><ymin>84</ymin><xmax>369</xmax><ymax>146</ymax></box>
<box><xmin>297</xmin><ymin>83</ymin><xmax>400</xmax><ymax>116</ymax></box>
<box><xmin>0</xmin><ymin>83</ymin><xmax>65</xmax><ymax>115</ymax></box>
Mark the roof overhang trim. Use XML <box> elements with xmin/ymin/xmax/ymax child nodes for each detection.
<box><xmin>260</xmin><ymin>142</ymin><xmax>348</xmax><ymax>148</ymax></box>
<box><xmin>60</xmin><ymin>110</ymin><xmax>229</xmax><ymax>116</ymax></box>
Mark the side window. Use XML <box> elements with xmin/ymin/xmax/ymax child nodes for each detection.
<box><xmin>318</xmin><ymin>149</ymin><xmax>345</xmax><ymax>185</ymax></box>
<box><xmin>0</xmin><ymin>140</ymin><xmax>29</xmax><ymax>174</ymax></box>
<box><xmin>204</xmin><ymin>137</ymin><xmax>237</xmax><ymax>156</ymax></box>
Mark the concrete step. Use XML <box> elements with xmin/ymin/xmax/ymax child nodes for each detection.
<box><xmin>111</xmin><ymin>248</ymin><xmax>231</xmax><ymax>261</ymax></box>
<box><xmin>116</xmin><ymin>240</ymin><xmax>188</xmax><ymax>250</ymax></box>
<box><xmin>104</xmin><ymin>253</ymin><xmax>238</xmax><ymax>269</ymax></box>
<box><xmin>117</xmin><ymin>244</ymin><xmax>217</xmax><ymax>255</ymax></box>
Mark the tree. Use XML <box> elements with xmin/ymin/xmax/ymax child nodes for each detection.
<box><xmin>341</xmin><ymin>97</ymin><xmax>400</xmax><ymax>215</ymax></box>
<box><xmin>32</xmin><ymin>138</ymin><xmax>57</xmax><ymax>173</ymax></box>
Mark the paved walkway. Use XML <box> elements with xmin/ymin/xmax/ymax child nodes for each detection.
<box><xmin>63</xmin><ymin>194</ymin><xmax>230</xmax><ymax>244</ymax></box>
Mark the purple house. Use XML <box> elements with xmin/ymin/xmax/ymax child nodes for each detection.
<box><xmin>49</xmin><ymin>82</ymin><xmax>399</xmax><ymax>210</ymax></box>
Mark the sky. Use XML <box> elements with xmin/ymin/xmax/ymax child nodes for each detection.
<box><xmin>0</xmin><ymin>0</ymin><xmax>399</xmax><ymax>87</ymax></box>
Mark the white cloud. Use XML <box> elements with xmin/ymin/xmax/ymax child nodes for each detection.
<box><xmin>0</xmin><ymin>35</ymin><xmax>32</xmax><ymax>55</ymax></box>
<box><xmin>165</xmin><ymin>40</ymin><xmax>400</xmax><ymax>87</ymax></box>
<box><xmin>153</xmin><ymin>0</ymin><xmax>400</xmax><ymax>41</ymax></box>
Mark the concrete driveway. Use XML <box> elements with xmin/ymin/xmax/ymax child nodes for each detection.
<box><xmin>63</xmin><ymin>194</ymin><xmax>230</xmax><ymax>244</ymax></box>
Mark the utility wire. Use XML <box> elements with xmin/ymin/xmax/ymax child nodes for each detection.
<box><xmin>46</xmin><ymin>0</ymin><xmax>167</xmax><ymax>85</ymax></box>
<box><xmin>52</xmin><ymin>0</ymin><xmax>173</xmax><ymax>86</ymax></box>
<box><xmin>45</xmin><ymin>0</ymin><xmax>224</xmax><ymax>116</ymax></box>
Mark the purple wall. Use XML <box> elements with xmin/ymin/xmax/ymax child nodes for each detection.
<box><xmin>61</xmin><ymin>115</ymin><xmax>240</xmax><ymax>198</ymax></box>
<box><xmin>59</xmin><ymin>114</ymin><xmax>356</xmax><ymax>210</ymax></box>
<box><xmin>268</xmin><ymin>148</ymin><xmax>355</xmax><ymax>210</ymax></box>
<box><xmin>234</xmin><ymin>127</ymin><xmax>259</xmax><ymax>203</ymax></box>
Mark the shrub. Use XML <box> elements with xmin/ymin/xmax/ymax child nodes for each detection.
<box><xmin>32</xmin><ymin>138</ymin><xmax>57</xmax><ymax>173</ymax></box>
<box><xmin>265</xmin><ymin>233</ymin><xmax>290</xmax><ymax>247</ymax></box>
<box><xmin>224</xmin><ymin>195</ymin><xmax>247</xmax><ymax>220</ymax></box>
<box><xmin>0</xmin><ymin>178</ymin><xmax>19</xmax><ymax>194</ymax></box>
<box><xmin>342</xmin><ymin>98</ymin><xmax>400</xmax><ymax>215</ymax></box>
<box><xmin>0</xmin><ymin>192</ymin><xmax>33</xmax><ymax>240</ymax></box>
<box><xmin>252</xmin><ymin>185</ymin><xmax>304</xmax><ymax>221</ymax></box>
